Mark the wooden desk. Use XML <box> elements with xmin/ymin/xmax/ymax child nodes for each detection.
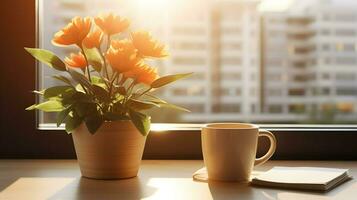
<box><xmin>0</xmin><ymin>160</ymin><xmax>356</xmax><ymax>200</ymax></box>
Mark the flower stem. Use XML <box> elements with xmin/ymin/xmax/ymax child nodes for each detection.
<box><xmin>127</xmin><ymin>80</ymin><xmax>136</xmax><ymax>95</ymax></box>
<box><xmin>102</xmin><ymin>34</ymin><xmax>111</xmax><ymax>80</ymax></box>
<box><xmin>123</xmin><ymin>79</ymin><xmax>137</xmax><ymax>105</ymax></box>
<box><xmin>107</xmin><ymin>34</ymin><xmax>111</xmax><ymax>50</ymax></box>
<box><xmin>79</xmin><ymin>46</ymin><xmax>91</xmax><ymax>83</ymax></box>
<box><xmin>108</xmin><ymin>72</ymin><xmax>119</xmax><ymax>97</ymax></box>
<box><xmin>100</xmin><ymin>51</ymin><xmax>110</xmax><ymax>81</ymax></box>
<box><xmin>137</xmin><ymin>87</ymin><xmax>152</xmax><ymax>98</ymax></box>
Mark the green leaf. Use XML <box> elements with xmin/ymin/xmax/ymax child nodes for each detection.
<box><xmin>29</xmin><ymin>100</ymin><xmax>64</xmax><ymax>112</ymax></box>
<box><xmin>56</xmin><ymin>106</ymin><xmax>72</xmax><ymax>127</ymax></box>
<box><xmin>117</xmin><ymin>86</ymin><xmax>126</xmax><ymax>95</ymax></box>
<box><xmin>65</xmin><ymin>113</ymin><xmax>82</xmax><ymax>133</ymax></box>
<box><xmin>63</xmin><ymin>92</ymin><xmax>94</xmax><ymax>105</ymax></box>
<box><xmin>24</xmin><ymin>48</ymin><xmax>66</xmax><ymax>71</ymax></box>
<box><xmin>25</xmin><ymin>104</ymin><xmax>37</xmax><ymax>110</ymax></box>
<box><xmin>127</xmin><ymin>99</ymin><xmax>159</xmax><ymax>111</ymax></box>
<box><xmin>43</xmin><ymin>86</ymin><xmax>74</xmax><ymax>99</ymax></box>
<box><xmin>52</xmin><ymin>75</ymin><xmax>72</xmax><ymax>85</ymax></box>
<box><xmin>83</xmin><ymin>47</ymin><xmax>103</xmax><ymax>72</ymax></box>
<box><xmin>92</xmin><ymin>85</ymin><xmax>110</xmax><ymax>102</ymax></box>
<box><xmin>72</xmin><ymin>93</ymin><xmax>95</xmax><ymax>103</ymax></box>
<box><xmin>32</xmin><ymin>90</ymin><xmax>44</xmax><ymax>95</ymax></box>
<box><xmin>91</xmin><ymin>76</ymin><xmax>107</xmax><ymax>88</ymax></box>
<box><xmin>129</xmin><ymin>110</ymin><xmax>150</xmax><ymax>136</ymax></box>
<box><xmin>74</xmin><ymin>103</ymin><xmax>97</xmax><ymax>118</ymax></box>
<box><xmin>91</xmin><ymin>76</ymin><xmax>102</xmax><ymax>83</ymax></box>
<box><xmin>85</xmin><ymin>114</ymin><xmax>104</xmax><ymax>134</ymax></box>
<box><xmin>151</xmin><ymin>73</ymin><xmax>193</xmax><ymax>88</ymax></box>
<box><xmin>142</xmin><ymin>94</ymin><xmax>189</xmax><ymax>112</ymax></box>
<box><xmin>104</xmin><ymin>112</ymin><xmax>129</xmax><ymax>121</ymax></box>
<box><xmin>150</xmin><ymin>100</ymin><xmax>190</xmax><ymax>112</ymax></box>
<box><xmin>143</xmin><ymin>93</ymin><xmax>167</xmax><ymax>102</ymax></box>
<box><xmin>112</xmin><ymin>102</ymin><xmax>125</xmax><ymax>113</ymax></box>
<box><xmin>75</xmin><ymin>84</ymin><xmax>85</xmax><ymax>93</ymax></box>
<box><xmin>68</xmin><ymin>69</ymin><xmax>92</xmax><ymax>92</ymax></box>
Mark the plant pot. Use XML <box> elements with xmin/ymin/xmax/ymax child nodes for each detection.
<box><xmin>72</xmin><ymin>120</ymin><xmax>147</xmax><ymax>179</ymax></box>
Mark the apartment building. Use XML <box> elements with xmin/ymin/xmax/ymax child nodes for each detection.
<box><xmin>262</xmin><ymin>12</ymin><xmax>314</xmax><ymax>122</ymax></box>
<box><xmin>162</xmin><ymin>0</ymin><xmax>261</xmax><ymax>122</ymax></box>
<box><xmin>262</xmin><ymin>0</ymin><xmax>357</xmax><ymax>123</ymax></box>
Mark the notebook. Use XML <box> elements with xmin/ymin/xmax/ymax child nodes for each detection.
<box><xmin>251</xmin><ymin>167</ymin><xmax>352</xmax><ymax>191</ymax></box>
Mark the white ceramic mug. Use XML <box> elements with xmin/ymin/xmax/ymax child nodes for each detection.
<box><xmin>202</xmin><ymin>123</ymin><xmax>277</xmax><ymax>182</ymax></box>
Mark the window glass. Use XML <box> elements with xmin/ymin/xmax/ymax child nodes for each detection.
<box><xmin>39</xmin><ymin>0</ymin><xmax>357</xmax><ymax>124</ymax></box>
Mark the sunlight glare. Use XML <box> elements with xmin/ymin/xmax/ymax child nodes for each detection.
<box><xmin>132</xmin><ymin>0</ymin><xmax>171</xmax><ymax>11</ymax></box>
<box><xmin>0</xmin><ymin>178</ymin><xmax>75</xmax><ymax>199</ymax></box>
<box><xmin>259</xmin><ymin>0</ymin><xmax>294</xmax><ymax>12</ymax></box>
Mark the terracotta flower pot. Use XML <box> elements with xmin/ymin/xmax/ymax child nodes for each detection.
<box><xmin>72</xmin><ymin>120</ymin><xmax>147</xmax><ymax>179</ymax></box>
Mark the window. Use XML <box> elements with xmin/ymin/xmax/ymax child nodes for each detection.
<box><xmin>268</xmin><ymin>105</ymin><xmax>283</xmax><ymax>113</ymax></box>
<box><xmin>222</xmin><ymin>72</ymin><xmax>241</xmax><ymax>80</ymax></box>
<box><xmin>171</xmin><ymin>42</ymin><xmax>206</xmax><ymax>50</ymax></box>
<box><xmin>218</xmin><ymin>88</ymin><xmax>241</xmax><ymax>96</ymax></box>
<box><xmin>322</xmin><ymin>73</ymin><xmax>330</xmax><ymax>80</ymax></box>
<box><xmin>37</xmin><ymin>0</ymin><xmax>357</xmax><ymax>127</ymax></box>
<box><xmin>267</xmin><ymin>89</ymin><xmax>282</xmax><ymax>96</ymax></box>
<box><xmin>289</xmin><ymin>104</ymin><xmax>306</xmax><ymax>113</ymax></box>
<box><xmin>311</xmin><ymin>87</ymin><xmax>330</xmax><ymax>96</ymax></box>
<box><xmin>172</xmin><ymin>57</ymin><xmax>206</xmax><ymax>65</ymax></box>
<box><xmin>293</xmin><ymin>74</ymin><xmax>308</xmax><ymax>82</ymax></box>
<box><xmin>221</xmin><ymin>57</ymin><xmax>242</xmax><ymax>65</ymax></box>
<box><xmin>3</xmin><ymin>0</ymin><xmax>357</xmax><ymax>160</ymax></box>
<box><xmin>320</xmin><ymin>29</ymin><xmax>330</xmax><ymax>36</ymax></box>
<box><xmin>322</xmin><ymin>14</ymin><xmax>331</xmax><ymax>21</ymax></box>
<box><xmin>336</xmin><ymin>73</ymin><xmax>355</xmax><ymax>81</ymax></box>
<box><xmin>266</xmin><ymin>58</ymin><xmax>284</xmax><ymax>66</ymax></box>
<box><xmin>335</xmin><ymin>14</ymin><xmax>356</xmax><ymax>22</ymax></box>
<box><xmin>335</xmin><ymin>43</ymin><xmax>356</xmax><ymax>52</ymax></box>
<box><xmin>336</xmin><ymin>88</ymin><xmax>357</xmax><ymax>96</ymax></box>
<box><xmin>221</xmin><ymin>27</ymin><xmax>241</xmax><ymax>35</ymax></box>
<box><xmin>321</xmin><ymin>44</ymin><xmax>330</xmax><ymax>51</ymax></box>
<box><xmin>172</xmin><ymin>27</ymin><xmax>205</xmax><ymax>35</ymax></box>
<box><xmin>335</xmin><ymin>29</ymin><xmax>356</xmax><ymax>37</ymax></box>
<box><xmin>172</xmin><ymin>87</ymin><xmax>205</xmax><ymax>96</ymax></box>
<box><xmin>267</xmin><ymin>73</ymin><xmax>282</xmax><ymax>81</ymax></box>
<box><xmin>288</xmin><ymin>88</ymin><xmax>305</xmax><ymax>96</ymax></box>
<box><xmin>221</xmin><ymin>42</ymin><xmax>241</xmax><ymax>50</ymax></box>
<box><xmin>212</xmin><ymin>104</ymin><xmax>241</xmax><ymax>113</ymax></box>
<box><xmin>336</xmin><ymin>57</ymin><xmax>357</xmax><ymax>65</ymax></box>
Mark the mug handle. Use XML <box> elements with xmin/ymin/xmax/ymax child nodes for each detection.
<box><xmin>254</xmin><ymin>129</ymin><xmax>277</xmax><ymax>166</ymax></box>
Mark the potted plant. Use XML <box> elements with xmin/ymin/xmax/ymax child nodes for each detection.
<box><xmin>25</xmin><ymin>13</ymin><xmax>191</xmax><ymax>179</ymax></box>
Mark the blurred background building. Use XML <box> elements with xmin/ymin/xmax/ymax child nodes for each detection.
<box><xmin>262</xmin><ymin>0</ymin><xmax>357</xmax><ymax>123</ymax></box>
<box><xmin>39</xmin><ymin>0</ymin><xmax>357</xmax><ymax>124</ymax></box>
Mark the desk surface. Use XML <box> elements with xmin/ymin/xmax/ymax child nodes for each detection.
<box><xmin>0</xmin><ymin>160</ymin><xmax>356</xmax><ymax>200</ymax></box>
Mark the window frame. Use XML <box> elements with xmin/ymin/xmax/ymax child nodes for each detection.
<box><xmin>1</xmin><ymin>0</ymin><xmax>357</xmax><ymax>160</ymax></box>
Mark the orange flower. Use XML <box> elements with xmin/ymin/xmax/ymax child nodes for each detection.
<box><xmin>110</xmin><ymin>39</ymin><xmax>136</xmax><ymax>52</ymax></box>
<box><xmin>52</xmin><ymin>17</ymin><xmax>91</xmax><ymax>46</ymax></box>
<box><xmin>65</xmin><ymin>52</ymin><xmax>87</xmax><ymax>69</ymax></box>
<box><xmin>106</xmin><ymin>39</ymin><xmax>142</xmax><ymax>72</ymax></box>
<box><xmin>124</xmin><ymin>64</ymin><xmax>159</xmax><ymax>85</ymax></box>
<box><xmin>82</xmin><ymin>29</ymin><xmax>103</xmax><ymax>49</ymax></box>
<box><xmin>131</xmin><ymin>31</ymin><xmax>168</xmax><ymax>58</ymax></box>
<box><xmin>94</xmin><ymin>13</ymin><xmax>130</xmax><ymax>35</ymax></box>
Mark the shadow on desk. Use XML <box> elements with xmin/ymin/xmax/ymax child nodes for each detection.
<box><xmin>48</xmin><ymin>177</ymin><xmax>156</xmax><ymax>200</ymax></box>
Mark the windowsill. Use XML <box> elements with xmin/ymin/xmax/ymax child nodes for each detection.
<box><xmin>0</xmin><ymin>160</ymin><xmax>356</xmax><ymax>199</ymax></box>
<box><xmin>16</xmin><ymin>123</ymin><xmax>357</xmax><ymax>160</ymax></box>
<box><xmin>38</xmin><ymin>123</ymin><xmax>357</xmax><ymax>132</ymax></box>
